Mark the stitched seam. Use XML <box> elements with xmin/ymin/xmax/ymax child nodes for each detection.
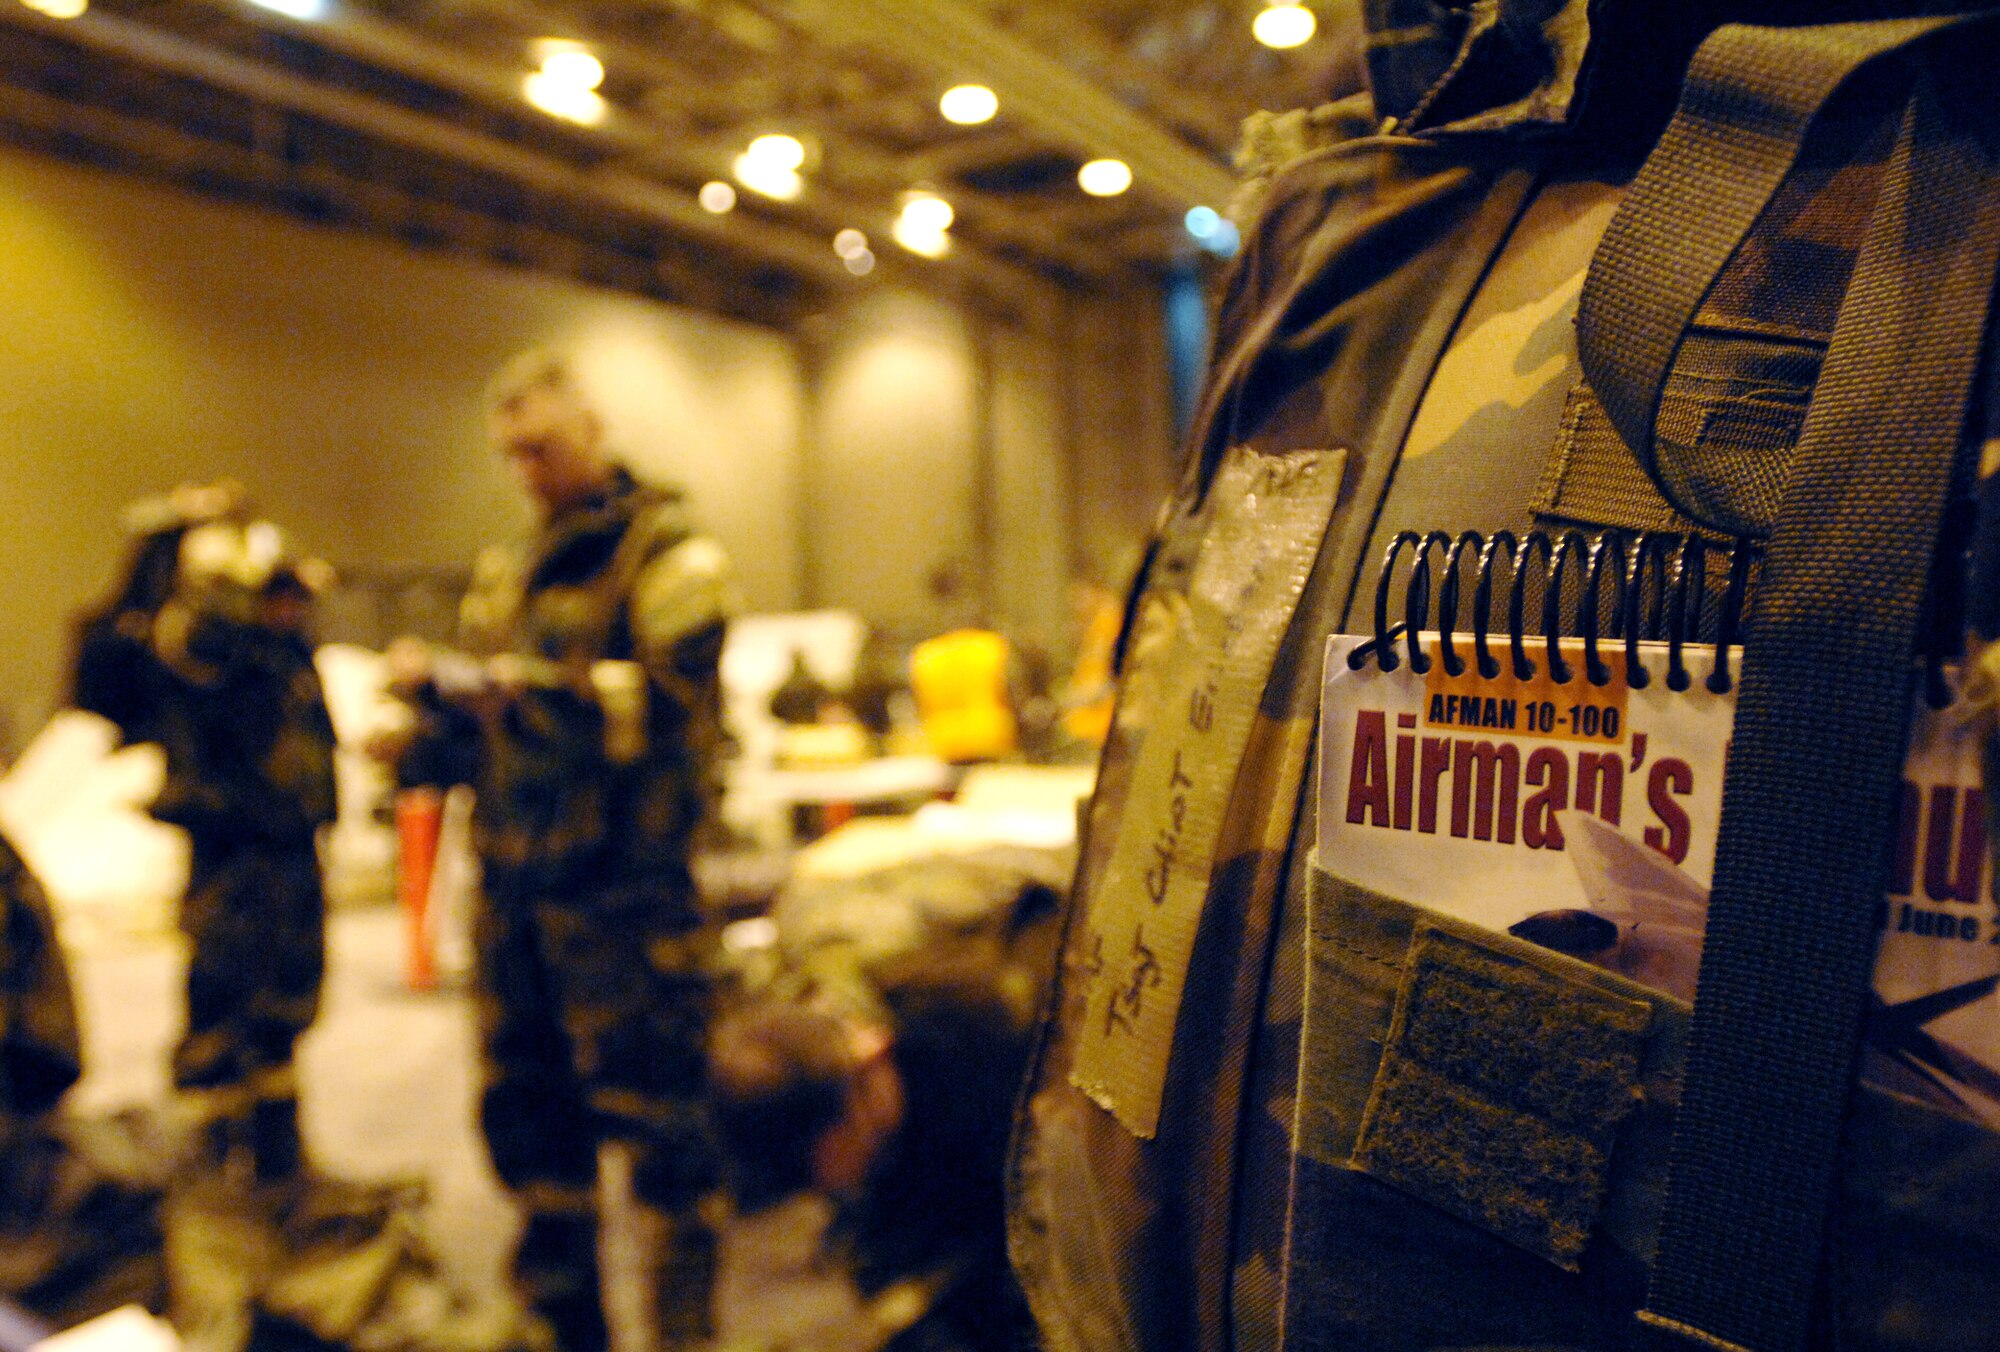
<box><xmin>1317</xmin><ymin>933</ymin><xmax>1404</xmax><ymax>972</ymax></box>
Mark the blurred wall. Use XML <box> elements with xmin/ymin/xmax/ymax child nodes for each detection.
<box><xmin>0</xmin><ymin>143</ymin><xmax>802</xmax><ymax>749</ymax></box>
<box><xmin>799</xmin><ymin>282</ymin><xmax>1175</xmax><ymax>661</ymax></box>
<box><xmin>802</xmin><ymin>290</ymin><xmax>978</xmax><ymax>633</ymax></box>
<box><xmin>1064</xmin><ymin>284</ymin><xmax>1180</xmax><ymax>596</ymax></box>
<box><xmin>0</xmin><ymin>142</ymin><xmax>1178</xmax><ymax>753</ymax></box>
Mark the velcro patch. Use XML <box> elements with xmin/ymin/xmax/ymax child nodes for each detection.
<box><xmin>1350</xmin><ymin>923</ymin><xmax>1650</xmax><ymax>1269</ymax></box>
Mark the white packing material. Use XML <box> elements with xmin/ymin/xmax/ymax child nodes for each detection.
<box><xmin>0</xmin><ymin>710</ymin><xmax>188</xmax><ymax>940</ymax></box>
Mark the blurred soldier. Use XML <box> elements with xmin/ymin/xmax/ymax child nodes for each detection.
<box><xmin>707</xmin><ymin>947</ymin><xmax>1041</xmax><ymax>1352</ymax></box>
<box><xmin>0</xmin><ymin>828</ymin><xmax>86</xmax><ymax>1330</ymax></box>
<box><xmin>0</xmin><ymin>833</ymin><xmax>83</xmax><ymax>1205</ymax></box>
<box><xmin>71</xmin><ymin>487</ymin><xmax>338</xmax><ymax>1185</ymax></box>
<box><xmin>426</xmin><ymin>352</ymin><xmax>736</xmax><ymax>1351</ymax></box>
<box><xmin>0</xmin><ymin>828</ymin><xmax>166</xmax><ymax>1333</ymax></box>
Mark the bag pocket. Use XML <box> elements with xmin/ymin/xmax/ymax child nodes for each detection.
<box><xmin>1283</xmin><ymin>861</ymin><xmax>1687</xmax><ymax>1352</ymax></box>
<box><xmin>1289</xmin><ymin>860</ymin><xmax>2000</xmax><ymax>1352</ymax></box>
<box><xmin>1833</xmin><ymin>1081</ymin><xmax>2000</xmax><ymax>1351</ymax></box>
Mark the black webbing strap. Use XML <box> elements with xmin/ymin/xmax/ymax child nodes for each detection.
<box><xmin>1569</xmin><ymin>18</ymin><xmax>2000</xmax><ymax>1352</ymax></box>
<box><xmin>1575</xmin><ymin>17</ymin><xmax>1958</xmax><ymax>537</ymax></box>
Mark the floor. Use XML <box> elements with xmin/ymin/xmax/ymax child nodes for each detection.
<box><xmin>64</xmin><ymin>904</ymin><xmax>522</xmax><ymax>1339</ymax></box>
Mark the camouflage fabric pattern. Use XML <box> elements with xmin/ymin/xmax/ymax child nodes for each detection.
<box><xmin>173</xmin><ymin>843</ymin><xmax>324</xmax><ymax>1098</ymax></box>
<box><xmin>1010</xmin><ymin>6</ymin><xmax>2000</xmax><ymax>1351</ymax></box>
<box><xmin>473</xmin><ymin>887</ymin><xmax>717</xmax><ymax>1203</ymax></box>
<box><xmin>467</xmin><ymin>467</ymin><xmax>732</xmax><ymax>1347</ymax></box>
<box><xmin>179</xmin><ymin>615</ymin><xmax>336</xmax><ymax>1105</ymax></box>
<box><xmin>73</xmin><ymin>567</ymin><xmax>337</xmax><ymax>1123</ymax></box>
<box><xmin>0</xmin><ymin>848</ymin><xmax>168</xmax><ymax>1326</ymax></box>
<box><xmin>0</xmin><ymin>834</ymin><xmax>80</xmax><ymax>1125</ymax></box>
<box><xmin>470</xmin><ymin>468</ymin><xmax>727</xmax><ymax>894</ymax></box>
<box><xmin>0</xmin><ymin>835</ymin><xmax>167</xmax><ymax>1330</ymax></box>
<box><xmin>177</xmin><ymin>627</ymin><xmax>333</xmax><ymax>1121</ymax></box>
<box><xmin>1008</xmin><ymin>129</ymin><xmax>1535</xmax><ymax>1349</ymax></box>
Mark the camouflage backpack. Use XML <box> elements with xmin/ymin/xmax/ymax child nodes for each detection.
<box><xmin>1008</xmin><ymin>6</ymin><xmax>2000</xmax><ymax>1351</ymax></box>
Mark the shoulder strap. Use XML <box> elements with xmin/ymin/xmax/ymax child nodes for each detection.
<box><xmin>596</xmin><ymin>492</ymin><xmax>693</xmax><ymax>659</ymax></box>
<box><xmin>1576</xmin><ymin>16</ymin><xmax>1964</xmax><ymax>536</ymax></box>
<box><xmin>1576</xmin><ymin>18</ymin><xmax>2000</xmax><ymax>1352</ymax></box>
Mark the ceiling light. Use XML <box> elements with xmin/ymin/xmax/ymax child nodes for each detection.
<box><xmin>844</xmin><ymin>249</ymin><xmax>877</xmax><ymax>277</ymax></box>
<box><xmin>537</xmin><ymin>48</ymin><xmax>604</xmax><ymax>92</ymax></box>
<box><xmin>20</xmin><ymin>0</ymin><xmax>88</xmax><ymax>16</ymax></box>
<box><xmin>898</xmin><ymin>192</ymin><xmax>954</xmax><ymax>234</ymax></box>
<box><xmin>939</xmin><ymin>84</ymin><xmax>998</xmax><ymax>125</ymax></box>
<box><xmin>732</xmin><ymin>152</ymin><xmax>803</xmax><ymax>202</ymax></box>
<box><xmin>1253</xmin><ymin>3</ymin><xmax>1316</xmax><ymax>49</ymax></box>
<box><xmin>245</xmin><ymin>0</ymin><xmax>328</xmax><ymax>17</ymax></box>
<box><xmin>733</xmin><ymin>134</ymin><xmax>808</xmax><ymax>200</ymax></box>
<box><xmin>893</xmin><ymin>218</ymin><xmax>951</xmax><ymax>259</ymax></box>
<box><xmin>833</xmin><ymin>228</ymin><xmax>869</xmax><ymax>259</ymax></box>
<box><xmin>699</xmin><ymin>181</ymin><xmax>737</xmax><ymax>214</ymax></box>
<box><xmin>744</xmin><ymin>134</ymin><xmax>806</xmax><ymax>173</ymax></box>
<box><xmin>1184</xmin><ymin>205</ymin><xmax>1221</xmax><ymax>240</ymax></box>
<box><xmin>893</xmin><ymin>191</ymin><xmax>952</xmax><ymax>257</ymax></box>
<box><xmin>1077</xmin><ymin>158</ymin><xmax>1132</xmax><ymax>197</ymax></box>
<box><xmin>524</xmin><ymin>72</ymin><xmax>606</xmax><ymax>125</ymax></box>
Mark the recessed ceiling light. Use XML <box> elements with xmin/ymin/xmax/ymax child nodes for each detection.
<box><xmin>833</xmin><ymin>228</ymin><xmax>869</xmax><ymax>259</ymax></box>
<box><xmin>538</xmin><ymin>48</ymin><xmax>604</xmax><ymax>92</ymax></box>
<box><xmin>732</xmin><ymin>153</ymin><xmax>802</xmax><ymax>202</ymax></box>
<box><xmin>1253</xmin><ymin>3</ymin><xmax>1316</xmax><ymax>49</ymax></box>
<box><xmin>744</xmin><ymin>134</ymin><xmax>807</xmax><ymax>173</ymax></box>
<box><xmin>1077</xmin><ymin>159</ymin><xmax>1132</xmax><ymax>197</ymax></box>
<box><xmin>523</xmin><ymin>72</ymin><xmax>606</xmax><ymax>125</ymax></box>
<box><xmin>893</xmin><ymin>218</ymin><xmax>951</xmax><ymax>259</ymax></box>
<box><xmin>844</xmin><ymin>248</ymin><xmax>877</xmax><ymax>277</ymax></box>
<box><xmin>732</xmin><ymin>135</ymin><xmax>808</xmax><ymax>198</ymax></box>
<box><xmin>245</xmin><ymin>0</ymin><xmax>328</xmax><ymax>18</ymax></box>
<box><xmin>898</xmin><ymin>192</ymin><xmax>954</xmax><ymax>234</ymax></box>
<box><xmin>939</xmin><ymin>84</ymin><xmax>998</xmax><ymax>125</ymax></box>
<box><xmin>699</xmin><ymin>181</ymin><xmax>737</xmax><ymax>213</ymax></box>
<box><xmin>20</xmin><ymin>0</ymin><xmax>88</xmax><ymax>16</ymax></box>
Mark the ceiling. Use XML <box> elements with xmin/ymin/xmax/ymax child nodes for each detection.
<box><xmin>0</xmin><ymin>0</ymin><xmax>1363</xmax><ymax>327</ymax></box>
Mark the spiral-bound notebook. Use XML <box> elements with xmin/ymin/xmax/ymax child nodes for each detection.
<box><xmin>1316</xmin><ymin>530</ymin><xmax>2000</xmax><ymax>1129</ymax></box>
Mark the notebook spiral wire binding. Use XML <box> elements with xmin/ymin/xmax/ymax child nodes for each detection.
<box><xmin>1346</xmin><ymin>529</ymin><xmax>1761</xmax><ymax>694</ymax></box>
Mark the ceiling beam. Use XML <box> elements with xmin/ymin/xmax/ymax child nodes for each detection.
<box><xmin>187</xmin><ymin>0</ymin><xmax>1076</xmax><ymax>300</ymax></box>
<box><xmin>903</xmin><ymin>126</ymin><xmax>1048</xmax><ymax>181</ymax></box>
<box><xmin>0</xmin><ymin>73</ymin><xmax>804</xmax><ymax>326</ymax></box>
<box><xmin>0</xmin><ymin>6</ymin><xmax>865</xmax><ymax>292</ymax></box>
<box><xmin>963</xmin><ymin>4</ymin><xmax>1245</xmax><ymax>154</ymax></box>
<box><xmin>746</xmin><ymin>0</ymin><xmax>1237</xmax><ymax>209</ymax></box>
<box><xmin>384</xmin><ymin>0</ymin><xmax>1128</xmax><ymax>280</ymax></box>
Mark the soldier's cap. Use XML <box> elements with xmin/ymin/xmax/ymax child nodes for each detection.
<box><xmin>485</xmin><ymin>347</ymin><xmax>591</xmax><ymax>413</ymax></box>
<box><xmin>121</xmin><ymin>478</ymin><xmax>249</xmax><ymax>535</ymax></box>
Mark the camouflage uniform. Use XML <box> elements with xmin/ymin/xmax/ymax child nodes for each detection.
<box><xmin>75</xmin><ymin>554</ymin><xmax>337</xmax><ymax>1180</ymax></box>
<box><xmin>0</xmin><ymin>834</ymin><xmax>81</xmax><ymax>1142</ymax></box>
<box><xmin>0</xmin><ymin>833</ymin><xmax>83</xmax><ymax>1318</ymax></box>
<box><xmin>466</xmin><ymin>466</ymin><xmax>733</xmax><ymax>1351</ymax></box>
